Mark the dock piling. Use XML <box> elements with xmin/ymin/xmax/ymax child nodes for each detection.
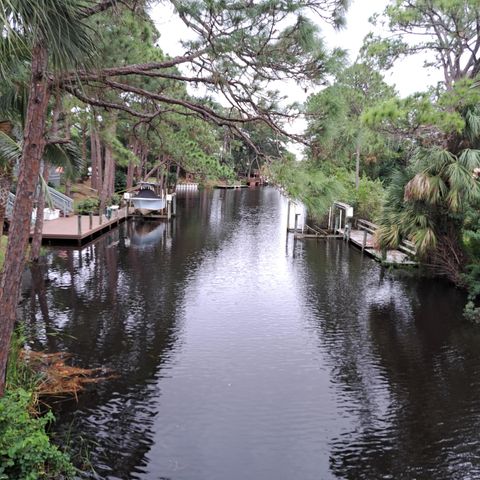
<box><xmin>362</xmin><ymin>229</ymin><xmax>367</xmax><ymax>252</ymax></box>
<box><xmin>294</xmin><ymin>213</ymin><xmax>300</xmax><ymax>233</ymax></box>
<box><xmin>77</xmin><ymin>215</ymin><xmax>82</xmax><ymax>236</ymax></box>
<box><xmin>89</xmin><ymin>212</ymin><xmax>93</xmax><ymax>230</ymax></box>
<box><xmin>286</xmin><ymin>200</ymin><xmax>291</xmax><ymax>232</ymax></box>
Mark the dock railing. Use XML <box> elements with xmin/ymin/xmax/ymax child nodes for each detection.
<box><xmin>304</xmin><ymin>224</ymin><xmax>329</xmax><ymax>236</ymax></box>
<box><xmin>356</xmin><ymin>218</ymin><xmax>416</xmax><ymax>258</ymax></box>
<box><xmin>356</xmin><ymin>219</ymin><xmax>377</xmax><ymax>252</ymax></box>
<box><xmin>46</xmin><ymin>186</ymin><xmax>74</xmax><ymax>216</ymax></box>
<box><xmin>6</xmin><ymin>192</ymin><xmax>15</xmax><ymax>219</ymax></box>
<box><xmin>7</xmin><ymin>187</ymin><xmax>74</xmax><ymax>220</ymax></box>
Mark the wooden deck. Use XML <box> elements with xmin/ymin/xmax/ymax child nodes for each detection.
<box><xmin>337</xmin><ymin>227</ymin><xmax>416</xmax><ymax>266</ymax></box>
<box><xmin>337</xmin><ymin>228</ymin><xmax>417</xmax><ymax>266</ymax></box>
<box><xmin>293</xmin><ymin>218</ymin><xmax>417</xmax><ymax>267</ymax></box>
<box><xmin>39</xmin><ymin>207</ymin><xmax>129</xmax><ymax>245</ymax></box>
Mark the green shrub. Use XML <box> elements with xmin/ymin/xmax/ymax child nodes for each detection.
<box><xmin>108</xmin><ymin>193</ymin><xmax>121</xmax><ymax>207</ymax></box>
<box><xmin>0</xmin><ymin>389</ymin><xmax>75</xmax><ymax>480</ymax></box>
<box><xmin>0</xmin><ymin>331</ymin><xmax>76</xmax><ymax>479</ymax></box>
<box><xmin>352</xmin><ymin>177</ymin><xmax>385</xmax><ymax>222</ymax></box>
<box><xmin>75</xmin><ymin>198</ymin><xmax>99</xmax><ymax>215</ymax></box>
<box><xmin>114</xmin><ymin>170</ymin><xmax>127</xmax><ymax>192</ymax></box>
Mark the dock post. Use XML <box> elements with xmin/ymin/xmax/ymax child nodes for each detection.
<box><xmin>172</xmin><ymin>195</ymin><xmax>177</xmax><ymax>216</ymax></box>
<box><xmin>77</xmin><ymin>215</ymin><xmax>82</xmax><ymax>236</ymax></box>
<box><xmin>286</xmin><ymin>200</ymin><xmax>291</xmax><ymax>232</ymax></box>
<box><xmin>89</xmin><ymin>212</ymin><xmax>93</xmax><ymax>230</ymax></box>
<box><xmin>294</xmin><ymin>213</ymin><xmax>300</xmax><ymax>233</ymax></box>
<box><xmin>167</xmin><ymin>200</ymin><xmax>172</xmax><ymax>220</ymax></box>
<box><xmin>339</xmin><ymin>209</ymin><xmax>343</xmax><ymax>233</ymax></box>
<box><xmin>362</xmin><ymin>229</ymin><xmax>367</xmax><ymax>252</ymax></box>
<box><xmin>99</xmin><ymin>208</ymin><xmax>103</xmax><ymax>225</ymax></box>
<box><xmin>328</xmin><ymin>207</ymin><xmax>332</xmax><ymax>232</ymax></box>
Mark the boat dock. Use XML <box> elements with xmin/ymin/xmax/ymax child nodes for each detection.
<box><xmin>38</xmin><ymin>207</ymin><xmax>129</xmax><ymax>245</ymax></box>
<box><xmin>287</xmin><ymin>200</ymin><xmax>417</xmax><ymax>267</ymax></box>
<box><xmin>336</xmin><ymin>219</ymin><xmax>416</xmax><ymax>266</ymax></box>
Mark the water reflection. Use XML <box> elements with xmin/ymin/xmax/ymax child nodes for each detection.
<box><xmin>298</xmin><ymin>240</ymin><xmax>480</xmax><ymax>479</ymax></box>
<box><xmin>129</xmin><ymin>220</ymin><xmax>167</xmax><ymax>249</ymax></box>
<box><xmin>20</xmin><ymin>188</ymin><xmax>480</xmax><ymax>480</ymax></box>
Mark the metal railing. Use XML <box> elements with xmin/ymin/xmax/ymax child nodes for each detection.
<box><xmin>6</xmin><ymin>192</ymin><xmax>15</xmax><ymax>218</ymax></box>
<box><xmin>46</xmin><ymin>186</ymin><xmax>73</xmax><ymax>216</ymax></box>
<box><xmin>6</xmin><ymin>186</ymin><xmax>73</xmax><ymax>219</ymax></box>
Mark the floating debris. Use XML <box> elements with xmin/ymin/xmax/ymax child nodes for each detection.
<box><xmin>20</xmin><ymin>350</ymin><xmax>116</xmax><ymax>399</ymax></box>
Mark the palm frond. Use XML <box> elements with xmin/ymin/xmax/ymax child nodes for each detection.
<box><xmin>44</xmin><ymin>141</ymin><xmax>84</xmax><ymax>180</ymax></box>
<box><xmin>0</xmin><ymin>0</ymin><xmax>95</xmax><ymax>80</ymax></box>
<box><xmin>412</xmin><ymin>227</ymin><xmax>437</xmax><ymax>256</ymax></box>
<box><xmin>0</xmin><ymin>130</ymin><xmax>21</xmax><ymax>167</ymax></box>
<box><xmin>465</xmin><ymin>107</ymin><xmax>480</xmax><ymax>142</ymax></box>
<box><xmin>458</xmin><ymin>148</ymin><xmax>480</xmax><ymax>171</ymax></box>
<box><xmin>446</xmin><ymin>161</ymin><xmax>473</xmax><ymax>193</ymax></box>
<box><xmin>415</xmin><ymin>147</ymin><xmax>454</xmax><ymax>175</ymax></box>
<box><xmin>404</xmin><ymin>172</ymin><xmax>430</xmax><ymax>202</ymax></box>
<box><xmin>426</xmin><ymin>175</ymin><xmax>447</xmax><ymax>204</ymax></box>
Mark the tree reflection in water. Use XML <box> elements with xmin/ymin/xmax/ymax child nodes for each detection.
<box><xmin>298</xmin><ymin>239</ymin><xmax>479</xmax><ymax>479</ymax></box>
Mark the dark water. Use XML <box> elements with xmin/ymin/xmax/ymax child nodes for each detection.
<box><xmin>21</xmin><ymin>188</ymin><xmax>480</xmax><ymax>480</ymax></box>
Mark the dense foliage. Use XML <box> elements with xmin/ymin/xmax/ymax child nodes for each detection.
<box><xmin>0</xmin><ymin>389</ymin><xmax>74</xmax><ymax>480</ymax></box>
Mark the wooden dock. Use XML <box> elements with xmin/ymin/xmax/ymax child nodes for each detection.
<box><xmin>337</xmin><ymin>224</ymin><xmax>416</xmax><ymax>266</ymax></box>
<box><xmin>293</xmin><ymin>218</ymin><xmax>417</xmax><ymax>267</ymax></box>
<box><xmin>39</xmin><ymin>207</ymin><xmax>129</xmax><ymax>245</ymax></box>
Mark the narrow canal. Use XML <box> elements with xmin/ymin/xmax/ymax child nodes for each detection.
<box><xmin>21</xmin><ymin>187</ymin><xmax>480</xmax><ymax>479</ymax></box>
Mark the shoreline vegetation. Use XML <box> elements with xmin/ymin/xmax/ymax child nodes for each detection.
<box><xmin>1</xmin><ymin>330</ymin><xmax>113</xmax><ymax>478</ymax></box>
<box><xmin>1</xmin><ymin>333</ymin><xmax>75</xmax><ymax>479</ymax></box>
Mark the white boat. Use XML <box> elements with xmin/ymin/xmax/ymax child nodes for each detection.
<box><xmin>131</xmin><ymin>186</ymin><xmax>165</xmax><ymax>211</ymax></box>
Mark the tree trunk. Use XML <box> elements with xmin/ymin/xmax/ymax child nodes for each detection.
<box><xmin>126</xmin><ymin>160</ymin><xmax>135</xmax><ymax>189</ymax></box>
<box><xmin>30</xmin><ymin>163</ymin><xmax>50</xmax><ymax>262</ymax></box>
<box><xmin>81</xmin><ymin>123</ymin><xmax>87</xmax><ymax>174</ymax></box>
<box><xmin>65</xmin><ymin>178</ymin><xmax>71</xmax><ymax>197</ymax></box>
<box><xmin>164</xmin><ymin>161</ymin><xmax>170</xmax><ymax>193</ymax></box>
<box><xmin>106</xmin><ymin>147</ymin><xmax>115</xmax><ymax>198</ymax></box>
<box><xmin>126</xmin><ymin>137</ymin><xmax>137</xmax><ymax>190</ymax></box>
<box><xmin>0</xmin><ymin>167</ymin><xmax>13</xmax><ymax>238</ymax></box>
<box><xmin>158</xmin><ymin>167</ymin><xmax>164</xmax><ymax>198</ymax></box>
<box><xmin>0</xmin><ymin>42</ymin><xmax>50</xmax><ymax>396</ymax></box>
<box><xmin>99</xmin><ymin>114</ymin><xmax>117</xmax><ymax>215</ymax></box>
<box><xmin>90</xmin><ymin>124</ymin><xmax>101</xmax><ymax>191</ymax></box>
<box><xmin>355</xmin><ymin>143</ymin><xmax>361</xmax><ymax>190</ymax></box>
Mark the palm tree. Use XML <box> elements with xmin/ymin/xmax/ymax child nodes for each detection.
<box><xmin>0</xmin><ymin>0</ymin><xmax>94</xmax><ymax>395</ymax></box>
<box><xmin>376</xmin><ymin>112</ymin><xmax>480</xmax><ymax>284</ymax></box>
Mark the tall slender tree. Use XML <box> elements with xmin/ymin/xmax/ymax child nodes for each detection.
<box><xmin>0</xmin><ymin>0</ymin><xmax>93</xmax><ymax>395</ymax></box>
